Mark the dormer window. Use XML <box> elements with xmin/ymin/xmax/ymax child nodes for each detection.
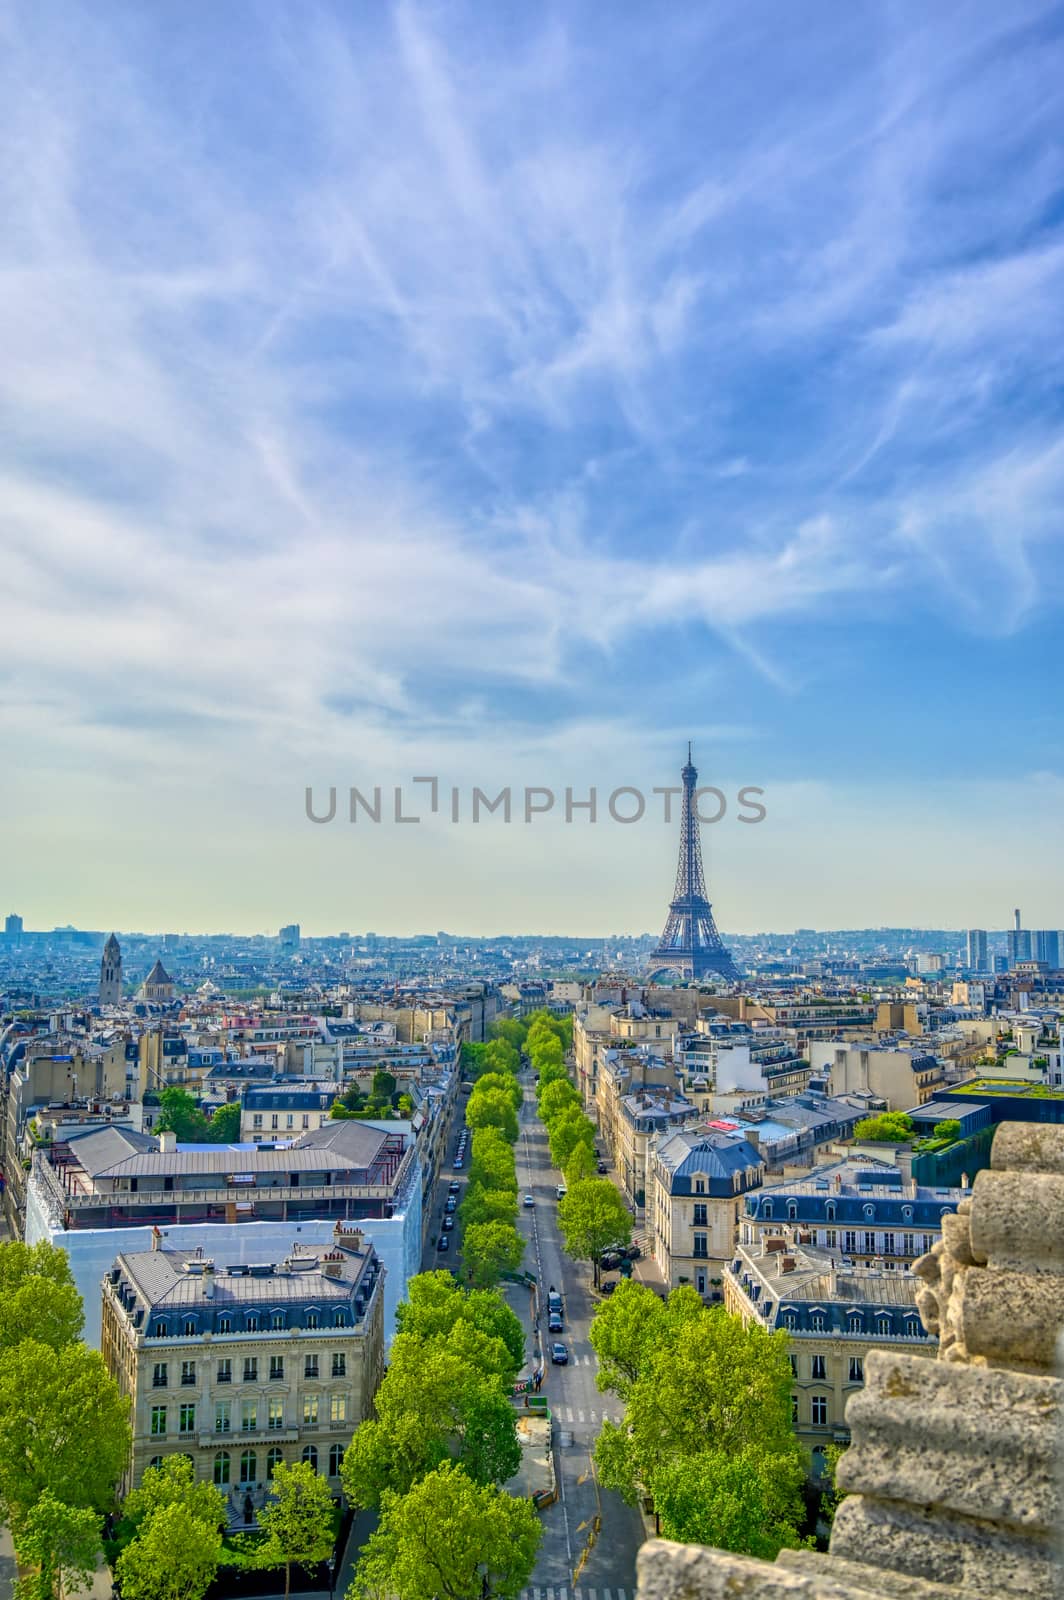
<box><xmin>183</xmin><ymin>1318</ymin><xmax>197</xmax><ymax>1336</ymax></box>
<box><xmin>762</xmin><ymin>1200</ymin><xmax>773</xmax><ymax>1219</ymax></box>
<box><xmin>902</xmin><ymin>1205</ymin><xmax>913</xmax><ymax>1221</ymax></box>
<box><xmin>787</xmin><ymin>1202</ymin><xmax>798</xmax><ymax>1221</ymax></box>
<box><xmin>825</xmin><ymin>1201</ymin><xmax>836</xmax><ymax>1222</ymax></box>
<box><xmin>153</xmin><ymin>1320</ymin><xmax>167</xmax><ymax>1338</ymax></box>
<box><xmin>694</xmin><ymin>1177</ymin><xmax>705</xmax><ymax>1194</ymax></box>
<box><xmin>863</xmin><ymin>1203</ymin><xmax>875</xmax><ymax>1220</ymax></box>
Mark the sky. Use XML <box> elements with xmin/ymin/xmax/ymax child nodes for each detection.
<box><xmin>1</xmin><ymin>1</ymin><xmax>1063</xmax><ymax>936</ymax></box>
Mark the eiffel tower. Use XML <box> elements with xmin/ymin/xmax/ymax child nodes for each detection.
<box><xmin>647</xmin><ymin>745</ymin><xmax>741</xmax><ymax>982</ymax></box>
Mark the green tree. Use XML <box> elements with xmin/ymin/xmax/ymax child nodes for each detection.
<box><xmin>564</xmin><ymin>1141</ymin><xmax>597</xmax><ymax>1185</ymax></box>
<box><xmin>397</xmin><ymin>1093</ymin><xmax>414</xmax><ymax>1116</ymax></box>
<box><xmin>0</xmin><ymin>1241</ymin><xmax>84</xmax><ymax>1356</ymax></box>
<box><xmin>468</xmin><ymin>1131</ymin><xmax>518</xmax><ymax>1195</ymax></box>
<box><xmin>340</xmin><ymin>1331</ymin><xmax>520</xmax><ymax>1508</ymax></box>
<box><xmin>853</xmin><ymin>1112</ymin><xmax>914</xmax><ymax>1143</ymax></box>
<box><xmin>537</xmin><ymin>1079</ymin><xmax>581</xmax><ymax>1124</ymax></box>
<box><xmin>465</xmin><ymin>1090</ymin><xmax>519</xmax><ymax>1144</ymax></box>
<box><xmin>12</xmin><ymin>1491</ymin><xmax>100</xmax><ymax>1600</ymax></box>
<box><xmin>114</xmin><ymin>1503</ymin><xmax>222</xmax><ymax>1600</ymax></box>
<box><xmin>257</xmin><ymin>1461</ymin><xmax>335</xmax><ymax>1600</ymax></box>
<box><xmin>480</xmin><ymin>1040</ymin><xmax>521</xmax><ymax>1077</ymax></box>
<box><xmin>652</xmin><ymin>1444</ymin><xmax>808</xmax><ymax>1558</ymax></box>
<box><xmin>205</xmin><ymin>1101</ymin><xmax>241</xmax><ymax>1143</ymax></box>
<box><xmin>591</xmin><ymin>1285</ymin><xmax>806</xmax><ymax>1558</ymax></box>
<box><xmin>935</xmin><ymin>1118</ymin><xmax>962</xmax><ymax>1142</ymax></box>
<box><xmin>488</xmin><ymin>1019</ymin><xmax>527</xmax><ymax>1051</ymax></box>
<box><xmin>463</xmin><ymin>1221</ymin><xmax>524</xmax><ymax>1290</ymax></box>
<box><xmin>0</xmin><ymin>1341</ymin><xmax>130</xmax><ymax>1532</ymax></box>
<box><xmin>371</xmin><ymin>1069</ymin><xmax>398</xmax><ymax>1103</ymax></box>
<box><xmin>121</xmin><ymin>1456</ymin><xmax>226</xmax><ymax>1539</ymax></box>
<box><xmin>394</xmin><ymin>1273</ymin><xmax>524</xmax><ymax>1380</ymax></box>
<box><xmin>557</xmin><ymin>1178</ymin><xmax>632</xmax><ymax>1285</ymax></box>
<box><xmin>459</xmin><ymin>1184</ymin><xmax>519</xmax><ymax>1231</ymax></box>
<box><xmin>350</xmin><ymin>1463</ymin><xmax>540</xmax><ymax>1600</ymax></box>
<box><xmin>547</xmin><ymin>1107</ymin><xmax>597</xmax><ymax>1172</ymax></box>
<box><xmin>471</xmin><ymin>1072</ymin><xmax>522</xmax><ymax>1112</ymax></box>
<box><xmin>154</xmin><ymin>1086</ymin><xmax>208</xmax><ymax>1142</ymax></box>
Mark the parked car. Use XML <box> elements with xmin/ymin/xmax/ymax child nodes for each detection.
<box><xmin>445</xmin><ymin>1197</ymin><xmax>457</xmax><ymax>1213</ymax></box>
<box><xmin>523</xmin><ymin>1193</ymin><xmax>535</xmax><ymax>1208</ymax></box>
<box><xmin>547</xmin><ymin>1291</ymin><xmax>563</xmax><ymax>1314</ymax></box>
<box><xmin>436</xmin><ymin>1235</ymin><xmax>450</xmax><ymax>1252</ymax></box>
<box><xmin>622</xmin><ymin>1243</ymin><xmax>641</xmax><ymax>1260</ymax></box>
<box><xmin>555</xmin><ymin>1184</ymin><xmax>567</xmax><ymax>1199</ymax></box>
<box><xmin>548</xmin><ymin>1313</ymin><xmax>563</xmax><ymax>1333</ymax></box>
<box><xmin>596</xmin><ymin>1161</ymin><xmax>608</xmax><ymax>1174</ymax></box>
<box><xmin>599</xmin><ymin>1251</ymin><xmax>622</xmax><ymax>1271</ymax></box>
<box><xmin>550</xmin><ymin>1342</ymin><xmax>569</xmax><ymax>1365</ymax></box>
<box><xmin>448</xmin><ymin>1180</ymin><xmax>461</xmax><ymax>1194</ymax></box>
<box><xmin>442</xmin><ymin>1215</ymin><xmax>454</xmax><ymax>1231</ymax></box>
<box><xmin>452</xmin><ymin>1159</ymin><xmax>464</xmax><ymax>1170</ymax></box>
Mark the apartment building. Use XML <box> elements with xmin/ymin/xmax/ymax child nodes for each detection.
<box><xmin>101</xmin><ymin>1225</ymin><xmax>384</xmax><ymax>1511</ymax></box>
<box><xmin>649</xmin><ymin>1131</ymin><xmax>763</xmax><ymax>1297</ymax></box>
<box><xmin>805</xmin><ymin>1041</ymin><xmax>947</xmax><ymax>1108</ymax></box>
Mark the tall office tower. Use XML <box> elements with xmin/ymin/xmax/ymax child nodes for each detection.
<box><xmin>4</xmin><ymin>913</ymin><xmax>23</xmax><ymax>940</ymax></box>
<box><xmin>279</xmin><ymin>923</ymin><xmax>301</xmax><ymax>950</ymax></box>
<box><xmin>965</xmin><ymin>929</ymin><xmax>988</xmax><ymax>971</ymax></box>
<box><xmin>648</xmin><ymin>745</ymin><xmax>740</xmax><ymax>982</ymax></box>
<box><xmin>1008</xmin><ymin>910</ymin><xmax>1032</xmax><ymax>968</ymax></box>
<box><xmin>1035</xmin><ymin>930</ymin><xmax>1061</xmax><ymax>969</ymax></box>
<box><xmin>99</xmin><ymin>933</ymin><xmax>123</xmax><ymax>1004</ymax></box>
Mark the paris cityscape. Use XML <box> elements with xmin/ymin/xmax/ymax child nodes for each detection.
<box><xmin>2</xmin><ymin>4</ymin><xmax>1062</xmax><ymax>1600</ymax></box>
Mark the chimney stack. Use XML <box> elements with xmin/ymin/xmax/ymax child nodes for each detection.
<box><xmin>204</xmin><ymin>1263</ymin><xmax>215</xmax><ymax>1298</ymax></box>
<box><xmin>158</xmin><ymin>1130</ymin><xmax>177</xmax><ymax>1155</ymax></box>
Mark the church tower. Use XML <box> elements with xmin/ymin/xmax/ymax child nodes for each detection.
<box><xmin>99</xmin><ymin>933</ymin><xmax>123</xmax><ymax>1005</ymax></box>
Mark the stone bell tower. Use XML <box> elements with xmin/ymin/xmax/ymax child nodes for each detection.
<box><xmin>99</xmin><ymin>933</ymin><xmax>123</xmax><ymax>1005</ymax></box>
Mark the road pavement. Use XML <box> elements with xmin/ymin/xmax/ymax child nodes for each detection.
<box><xmin>514</xmin><ymin>1074</ymin><xmax>646</xmax><ymax>1595</ymax></box>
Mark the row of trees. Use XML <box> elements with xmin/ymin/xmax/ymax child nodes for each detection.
<box><xmin>342</xmin><ymin>1273</ymin><xmax>541</xmax><ymax>1598</ymax></box>
<box><xmin>0</xmin><ymin>1241</ymin><xmax>130</xmax><ymax>1600</ymax></box>
<box><xmin>589</xmin><ymin>1279</ymin><xmax>811</xmax><ymax>1559</ymax></box>
<box><xmin>459</xmin><ymin>1044</ymin><xmax>526</xmax><ymax>1289</ymax></box>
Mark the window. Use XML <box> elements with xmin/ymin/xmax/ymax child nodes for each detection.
<box><xmin>218</xmin><ymin>1316</ymin><xmax>232</xmax><ymax>1334</ymax></box>
<box><xmin>150</xmin><ymin>1456</ymin><xmax>163</xmax><ymax>1471</ymax></box>
<box><xmin>788</xmin><ymin>1354</ymin><xmax>798</xmax><ymax>1377</ymax></box>
<box><xmin>269</xmin><ymin>1356</ymin><xmax>284</xmax><ymax>1381</ymax></box>
<box><xmin>266</xmin><ymin>1447</ymin><xmax>284</xmax><ymax>1480</ymax></box>
<box><xmin>217</xmin><ymin>1359</ymin><xmax>232</xmax><ymax>1384</ymax></box>
<box><xmin>240</xmin><ymin>1450</ymin><xmax>257</xmax><ymax>1485</ymax></box>
<box><xmin>335</xmin><ymin>1310</ymin><xmax>347</xmax><ymax>1327</ymax></box>
<box><xmin>694</xmin><ymin>1177</ymin><xmax>705</xmax><ymax>1194</ymax></box>
<box><xmin>844</xmin><ymin>1231</ymin><xmax>857</xmax><ymax>1254</ymax></box>
<box><xmin>922</xmin><ymin>1235</ymin><xmax>933</xmax><ymax>1253</ymax></box>
<box><xmin>783</xmin><ymin>1310</ymin><xmax>797</xmax><ymax>1331</ymax></box>
<box><xmin>902</xmin><ymin>1232</ymin><xmax>915</xmax><ymax>1256</ymax></box>
<box><xmin>330</xmin><ymin>1394</ymin><xmax>347</xmax><ymax>1426</ymax></box>
<box><xmin>863</xmin><ymin>1204</ymin><xmax>874</xmax><ymax>1220</ymax></box>
<box><xmin>787</xmin><ymin>1202</ymin><xmax>798</xmax><ymax>1221</ymax></box>
<box><xmin>241</xmin><ymin>1401</ymin><xmax>258</xmax><ymax>1433</ymax></box>
<box><xmin>181</xmin><ymin>1360</ymin><xmax>196</xmax><ymax>1386</ymax></box>
<box><xmin>302</xmin><ymin>1114</ymin><xmax>310</xmax><ymax>1129</ymax></box>
<box><xmin>810</xmin><ymin>1312</ymin><xmax>825</xmax><ymax>1332</ymax></box>
<box><xmin>863</xmin><ymin>1231</ymin><xmax>876</xmax><ymax>1255</ymax></box>
<box><xmin>246</xmin><ymin>1315</ymin><xmax>258</xmax><ymax>1333</ymax></box>
<box><xmin>268</xmin><ymin>1397</ymin><xmax>284</xmax><ymax>1430</ymax></box>
<box><xmin>271</xmin><ymin>1312</ymin><xmax>285</xmax><ymax>1331</ymax></box>
<box><xmin>151</xmin><ymin>1406</ymin><xmax>167</xmax><ymax>1437</ymax></box>
<box><xmin>214</xmin><ymin>1451</ymin><xmax>230</xmax><ymax>1486</ymax></box>
<box><xmin>693</xmin><ymin>1233</ymin><xmax>708</xmax><ymax>1259</ymax></box>
<box><xmin>877</xmin><ymin>1316</ymin><xmax>891</xmax><ymax>1336</ymax></box>
<box><xmin>848</xmin><ymin>1313</ymin><xmax>863</xmax><ymax>1333</ymax></box>
<box><xmin>848</xmin><ymin>1357</ymin><xmax>864</xmax><ymax>1383</ymax></box>
<box><xmin>215</xmin><ymin>1401</ymin><xmax>231</xmax><ymax>1434</ymax></box>
<box><xmin>763</xmin><ymin>1200</ymin><xmax>773</xmax><ymax>1219</ymax></box>
<box><xmin>286</xmin><ymin>1114</ymin><xmax>294</xmax><ymax>1128</ymax></box>
<box><xmin>331</xmin><ymin>1353</ymin><xmax>346</xmax><ymax>1378</ymax></box>
<box><xmin>329</xmin><ymin>1444</ymin><xmax>344</xmax><ymax>1477</ymax></box>
<box><xmin>693</xmin><ymin>1203</ymin><xmax>707</xmax><ymax>1226</ymax></box>
<box><xmin>823</xmin><ymin>1227</ymin><xmax>838</xmax><ymax>1249</ymax></box>
<box><xmin>825</xmin><ymin>1201</ymin><xmax>836</xmax><ymax>1222</ymax></box>
<box><xmin>244</xmin><ymin>1358</ymin><xmax>258</xmax><ymax>1382</ymax></box>
<box><xmin>906</xmin><ymin>1316</ymin><xmax>922</xmax><ymax>1337</ymax></box>
<box><xmin>811</xmin><ymin>1355</ymin><xmax>826</xmax><ymax>1381</ymax></box>
<box><xmin>306</xmin><ymin>1311</ymin><xmax>319</xmax><ymax>1329</ymax></box>
<box><xmin>882</xmin><ymin>1231</ymin><xmax>895</xmax><ymax>1254</ymax></box>
<box><xmin>183</xmin><ymin>1319</ymin><xmax>197</xmax><ymax>1336</ymax></box>
<box><xmin>791</xmin><ymin>1394</ymin><xmax>798</xmax><ymax>1423</ymax></box>
<box><xmin>304</xmin><ymin>1355</ymin><xmax>319</xmax><ymax>1379</ymax></box>
<box><xmin>303</xmin><ymin>1395</ymin><xmax>319</xmax><ymax>1427</ymax></box>
<box><xmin>811</xmin><ymin>1395</ymin><xmax>828</xmax><ymax>1426</ymax></box>
<box><xmin>902</xmin><ymin>1205</ymin><xmax>913</xmax><ymax>1221</ymax></box>
<box><xmin>152</xmin><ymin>1363</ymin><xmax>168</xmax><ymax>1389</ymax></box>
<box><xmin>252</xmin><ymin>1114</ymin><xmax>263</xmax><ymax>1129</ymax></box>
<box><xmin>179</xmin><ymin>1404</ymin><xmax>196</xmax><ymax>1435</ymax></box>
<box><xmin>271</xmin><ymin>1114</ymin><xmax>279</xmax><ymax>1130</ymax></box>
<box><xmin>302</xmin><ymin>1444</ymin><xmax>318</xmax><ymax>1472</ymax></box>
<box><xmin>153</xmin><ymin>1320</ymin><xmax>167</xmax><ymax>1338</ymax></box>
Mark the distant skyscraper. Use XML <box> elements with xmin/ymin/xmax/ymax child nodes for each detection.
<box><xmin>965</xmin><ymin>929</ymin><xmax>988</xmax><ymax>972</ymax></box>
<box><xmin>4</xmin><ymin>913</ymin><xmax>23</xmax><ymax>940</ymax></box>
<box><xmin>1008</xmin><ymin>910</ymin><xmax>1032</xmax><ymax>968</ymax></box>
<box><xmin>99</xmin><ymin>933</ymin><xmax>123</xmax><ymax>1004</ymax></box>
<box><xmin>279</xmin><ymin>923</ymin><xmax>301</xmax><ymax>950</ymax></box>
<box><xmin>647</xmin><ymin>746</ymin><xmax>740</xmax><ymax>983</ymax></box>
<box><xmin>1034</xmin><ymin>930</ymin><xmax>1061</xmax><ymax>969</ymax></box>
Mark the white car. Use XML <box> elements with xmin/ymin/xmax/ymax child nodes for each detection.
<box><xmin>555</xmin><ymin>1184</ymin><xmax>567</xmax><ymax>1199</ymax></box>
<box><xmin>523</xmin><ymin>1193</ymin><xmax>535</xmax><ymax>1208</ymax></box>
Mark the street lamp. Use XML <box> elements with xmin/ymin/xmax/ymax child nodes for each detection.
<box><xmin>326</xmin><ymin>1554</ymin><xmax>336</xmax><ymax>1599</ymax></box>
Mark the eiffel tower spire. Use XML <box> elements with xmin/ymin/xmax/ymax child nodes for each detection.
<box><xmin>648</xmin><ymin>747</ymin><xmax>740</xmax><ymax>982</ymax></box>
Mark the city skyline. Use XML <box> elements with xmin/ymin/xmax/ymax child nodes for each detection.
<box><xmin>3</xmin><ymin>3</ymin><xmax>1063</xmax><ymax>930</ymax></box>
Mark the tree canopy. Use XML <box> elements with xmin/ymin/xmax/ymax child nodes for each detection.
<box><xmin>536</xmin><ymin>1079</ymin><xmax>581</xmax><ymax>1123</ymax></box>
<box><xmin>853</xmin><ymin>1111</ymin><xmax>914</xmax><ymax>1143</ymax></box>
<box><xmin>0</xmin><ymin>1340</ymin><xmax>130</xmax><ymax>1532</ymax></box>
<box><xmin>0</xmin><ymin>1241</ymin><xmax>84</xmax><ymax>1356</ymax></box>
<box><xmin>12</xmin><ymin>1490</ymin><xmax>100</xmax><ymax>1600</ymax></box>
<box><xmin>114</xmin><ymin>1502</ymin><xmax>222</xmax><ymax>1600</ymax></box>
<box><xmin>205</xmin><ymin>1101</ymin><xmax>241</xmax><ymax>1143</ymax></box>
<box><xmin>257</xmin><ymin>1461</ymin><xmax>335</xmax><ymax>1600</ymax></box>
<box><xmin>590</xmin><ymin>1282</ymin><xmax>807</xmax><ymax>1558</ymax></box>
<box><xmin>463</xmin><ymin>1221</ymin><xmax>524</xmax><ymax>1290</ymax></box>
<box><xmin>394</xmin><ymin>1273</ymin><xmax>524</xmax><ymax>1382</ymax></box>
<box><xmin>556</xmin><ymin>1178</ymin><xmax>631</xmax><ymax>1282</ymax></box>
<box><xmin>154</xmin><ymin>1086</ymin><xmax>209</xmax><ymax>1142</ymax></box>
<box><xmin>472</xmin><ymin>1072</ymin><xmax>522</xmax><ymax>1112</ymax></box>
<box><xmin>121</xmin><ymin>1456</ymin><xmax>226</xmax><ymax>1539</ymax></box>
<box><xmin>350</xmin><ymin>1463</ymin><xmax>540</xmax><ymax>1600</ymax></box>
<box><xmin>465</xmin><ymin>1089</ymin><xmax>519</xmax><ymax>1144</ymax></box>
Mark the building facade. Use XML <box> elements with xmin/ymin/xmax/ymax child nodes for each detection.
<box><xmin>649</xmin><ymin>1131</ymin><xmax>763</xmax><ymax>1297</ymax></box>
<box><xmin>101</xmin><ymin>1225</ymin><xmax>385</xmax><ymax>1511</ymax></box>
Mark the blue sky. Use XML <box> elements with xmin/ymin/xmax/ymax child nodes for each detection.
<box><xmin>2</xmin><ymin>1</ymin><xmax>1063</xmax><ymax>935</ymax></box>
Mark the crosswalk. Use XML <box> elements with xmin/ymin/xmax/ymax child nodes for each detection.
<box><xmin>519</xmin><ymin>1588</ymin><xmax>629</xmax><ymax>1599</ymax></box>
<box><xmin>551</xmin><ymin>1404</ymin><xmax>623</xmax><ymax>1426</ymax></box>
